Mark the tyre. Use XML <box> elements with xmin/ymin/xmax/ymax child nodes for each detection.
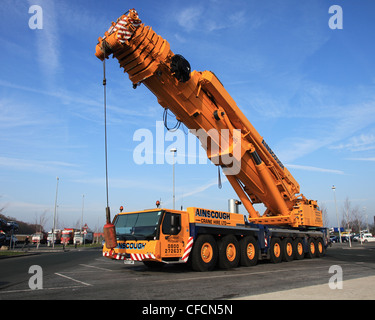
<box><xmin>281</xmin><ymin>238</ymin><xmax>294</xmax><ymax>262</ymax></box>
<box><xmin>293</xmin><ymin>238</ymin><xmax>305</xmax><ymax>260</ymax></box>
<box><xmin>269</xmin><ymin>237</ymin><xmax>282</xmax><ymax>263</ymax></box>
<box><xmin>218</xmin><ymin>235</ymin><xmax>240</xmax><ymax>269</ymax></box>
<box><xmin>315</xmin><ymin>238</ymin><xmax>325</xmax><ymax>258</ymax></box>
<box><xmin>191</xmin><ymin>234</ymin><xmax>218</xmax><ymax>272</ymax></box>
<box><xmin>240</xmin><ymin>236</ymin><xmax>259</xmax><ymax>267</ymax></box>
<box><xmin>306</xmin><ymin>238</ymin><xmax>316</xmax><ymax>259</ymax></box>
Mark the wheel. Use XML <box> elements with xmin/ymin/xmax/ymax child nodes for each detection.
<box><xmin>315</xmin><ymin>238</ymin><xmax>325</xmax><ymax>257</ymax></box>
<box><xmin>191</xmin><ymin>234</ymin><xmax>218</xmax><ymax>272</ymax></box>
<box><xmin>306</xmin><ymin>238</ymin><xmax>316</xmax><ymax>259</ymax></box>
<box><xmin>240</xmin><ymin>236</ymin><xmax>259</xmax><ymax>267</ymax></box>
<box><xmin>281</xmin><ymin>238</ymin><xmax>294</xmax><ymax>262</ymax></box>
<box><xmin>218</xmin><ymin>235</ymin><xmax>240</xmax><ymax>269</ymax></box>
<box><xmin>269</xmin><ymin>237</ymin><xmax>282</xmax><ymax>263</ymax></box>
<box><xmin>293</xmin><ymin>238</ymin><xmax>305</xmax><ymax>260</ymax></box>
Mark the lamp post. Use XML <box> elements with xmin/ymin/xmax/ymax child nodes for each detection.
<box><xmin>52</xmin><ymin>177</ymin><xmax>59</xmax><ymax>249</ymax></box>
<box><xmin>332</xmin><ymin>185</ymin><xmax>342</xmax><ymax>243</ymax></box>
<box><xmin>170</xmin><ymin>148</ymin><xmax>177</xmax><ymax>210</ymax></box>
<box><xmin>81</xmin><ymin>194</ymin><xmax>85</xmax><ymax>245</ymax></box>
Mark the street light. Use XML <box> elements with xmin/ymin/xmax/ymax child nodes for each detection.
<box><xmin>52</xmin><ymin>177</ymin><xmax>59</xmax><ymax>249</ymax></box>
<box><xmin>81</xmin><ymin>194</ymin><xmax>85</xmax><ymax>245</ymax></box>
<box><xmin>170</xmin><ymin>148</ymin><xmax>177</xmax><ymax>210</ymax></box>
<box><xmin>332</xmin><ymin>185</ymin><xmax>342</xmax><ymax>243</ymax></box>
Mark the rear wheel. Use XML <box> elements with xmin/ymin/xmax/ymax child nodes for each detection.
<box><xmin>281</xmin><ymin>238</ymin><xmax>294</xmax><ymax>262</ymax></box>
<box><xmin>293</xmin><ymin>238</ymin><xmax>304</xmax><ymax>260</ymax></box>
<box><xmin>269</xmin><ymin>237</ymin><xmax>282</xmax><ymax>263</ymax></box>
<box><xmin>315</xmin><ymin>238</ymin><xmax>325</xmax><ymax>257</ymax></box>
<box><xmin>240</xmin><ymin>236</ymin><xmax>259</xmax><ymax>267</ymax></box>
<box><xmin>191</xmin><ymin>234</ymin><xmax>218</xmax><ymax>272</ymax></box>
<box><xmin>218</xmin><ymin>235</ymin><xmax>240</xmax><ymax>269</ymax></box>
<box><xmin>306</xmin><ymin>238</ymin><xmax>316</xmax><ymax>259</ymax></box>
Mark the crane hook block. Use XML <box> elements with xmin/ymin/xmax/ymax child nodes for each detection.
<box><xmin>170</xmin><ymin>54</ymin><xmax>191</xmax><ymax>82</ymax></box>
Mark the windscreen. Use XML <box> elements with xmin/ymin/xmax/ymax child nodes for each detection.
<box><xmin>114</xmin><ymin>211</ymin><xmax>163</xmax><ymax>240</ymax></box>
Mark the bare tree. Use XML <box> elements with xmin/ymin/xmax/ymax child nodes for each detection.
<box><xmin>320</xmin><ymin>203</ymin><xmax>329</xmax><ymax>227</ymax></box>
<box><xmin>352</xmin><ymin>207</ymin><xmax>365</xmax><ymax>234</ymax></box>
<box><xmin>0</xmin><ymin>195</ymin><xmax>7</xmax><ymax>215</ymax></box>
<box><xmin>74</xmin><ymin>219</ymin><xmax>81</xmax><ymax>229</ymax></box>
<box><xmin>33</xmin><ymin>210</ymin><xmax>49</xmax><ymax>233</ymax></box>
<box><xmin>341</xmin><ymin>197</ymin><xmax>362</xmax><ymax>233</ymax></box>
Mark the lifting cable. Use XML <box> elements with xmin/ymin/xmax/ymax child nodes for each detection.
<box><xmin>102</xmin><ymin>46</ymin><xmax>111</xmax><ymax>222</ymax></box>
<box><xmin>218</xmin><ymin>166</ymin><xmax>222</xmax><ymax>189</ymax></box>
<box><xmin>163</xmin><ymin>108</ymin><xmax>182</xmax><ymax>132</ymax></box>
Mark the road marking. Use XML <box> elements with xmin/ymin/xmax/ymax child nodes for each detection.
<box><xmin>151</xmin><ymin>263</ymin><xmax>355</xmax><ymax>284</ymax></box>
<box><xmin>79</xmin><ymin>264</ymin><xmax>113</xmax><ymax>272</ymax></box>
<box><xmin>0</xmin><ymin>286</ymin><xmax>85</xmax><ymax>294</ymax></box>
<box><xmin>55</xmin><ymin>273</ymin><xmax>92</xmax><ymax>286</ymax></box>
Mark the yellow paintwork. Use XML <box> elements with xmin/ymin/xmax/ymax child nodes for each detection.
<box><xmin>102</xmin><ymin>207</ymin><xmax>246</xmax><ymax>262</ymax></box>
<box><xmin>96</xmin><ymin>9</ymin><xmax>323</xmax><ymax>230</ymax></box>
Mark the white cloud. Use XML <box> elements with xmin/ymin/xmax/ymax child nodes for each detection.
<box><xmin>331</xmin><ymin>133</ymin><xmax>375</xmax><ymax>152</ymax></box>
<box><xmin>286</xmin><ymin>164</ymin><xmax>344</xmax><ymax>175</ymax></box>
<box><xmin>176</xmin><ymin>7</ymin><xmax>204</xmax><ymax>32</ymax></box>
<box><xmin>175</xmin><ymin>5</ymin><xmax>249</xmax><ymax>34</ymax></box>
<box><xmin>27</xmin><ymin>0</ymin><xmax>60</xmax><ymax>77</ymax></box>
<box><xmin>346</xmin><ymin>157</ymin><xmax>375</xmax><ymax>162</ymax></box>
<box><xmin>0</xmin><ymin>157</ymin><xmax>80</xmax><ymax>174</ymax></box>
<box><xmin>276</xmin><ymin>99</ymin><xmax>375</xmax><ymax>162</ymax></box>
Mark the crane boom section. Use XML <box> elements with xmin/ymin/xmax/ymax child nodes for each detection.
<box><xmin>95</xmin><ymin>10</ymin><xmax>323</xmax><ymax>228</ymax></box>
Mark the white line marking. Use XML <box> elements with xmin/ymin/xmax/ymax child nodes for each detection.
<box><xmin>0</xmin><ymin>286</ymin><xmax>84</xmax><ymax>294</ymax></box>
<box><xmin>55</xmin><ymin>273</ymin><xmax>92</xmax><ymax>286</ymax></box>
<box><xmin>79</xmin><ymin>264</ymin><xmax>113</xmax><ymax>272</ymax></box>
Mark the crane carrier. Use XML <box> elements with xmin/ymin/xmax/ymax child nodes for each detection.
<box><xmin>96</xmin><ymin>9</ymin><xmax>329</xmax><ymax>271</ymax></box>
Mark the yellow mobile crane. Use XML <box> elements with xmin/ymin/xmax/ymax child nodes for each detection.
<box><xmin>96</xmin><ymin>9</ymin><xmax>328</xmax><ymax>271</ymax></box>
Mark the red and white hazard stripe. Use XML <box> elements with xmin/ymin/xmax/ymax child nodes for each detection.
<box><xmin>106</xmin><ymin>10</ymin><xmax>142</xmax><ymax>44</ymax></box>
<box><xmin>103</xmin><ymin>250</ymin><xmax>155</xmax><ymax>261</ymax></box>
<box><xmin>103</xmin><ymin>250</ymin><xmax>125</xmax><ymax>260</ymax></box>
<box><xmin>130</xmin><ymin>253</ymin><xmax>156</xmax><ymax>261</ymax></box>
<box><xmin>181</xmin><ymin>237</ymin><xmax>194</xmax><ymax>262</ymax></box>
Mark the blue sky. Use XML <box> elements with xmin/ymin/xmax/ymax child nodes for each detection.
<box><xmin>1</xmin><ymin>0</ymin><xmax>375</xmax><ymax>231</ymax></box>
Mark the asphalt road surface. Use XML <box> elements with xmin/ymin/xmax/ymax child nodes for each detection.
<box><xmin>1</xmin><ymin>243</ymin><xmax>374</xmax><ymax>301</ymax></box>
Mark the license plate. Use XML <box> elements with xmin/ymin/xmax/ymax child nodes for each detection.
<box><xmin>124</xmin><ymin>260</ymin><xmax>134</xmax><ymax>265</ymax></box>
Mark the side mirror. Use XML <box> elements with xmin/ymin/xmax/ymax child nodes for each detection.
<box><xmin>169</xmin><ymin>215</ymin><xmax>181</xmax><ymax>235</ymax></box>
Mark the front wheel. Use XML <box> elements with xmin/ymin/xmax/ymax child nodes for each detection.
<box><xmin>191</xmin><ymin>235</ymin><xmax>218</xmax><ymax>272</ymax></box>
<box><xmin>218</xmin><ymin>235</ymin><xmax>240</xmax><ymax>269</ymax></box>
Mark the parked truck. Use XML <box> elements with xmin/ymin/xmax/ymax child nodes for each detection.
<box><xmin>61</xmin><ymin>228</ymin><xmax>75</xmax><ymax>245</ymax></box>
<box><xmin>31</xmin><ymin>232</ymin><xmax>47</xmax><ymax>244</ymax></box>
<box><xmin>47</xmin><ymin>229</ymin><xmax>61</xmax><ymax>245</ymax></box>
<box><xmin>96</xmin><ymin>9</ymin><xmax>329</xmax><ymax>271</ymax></box>
<box><xmin>73</xmin><ymin>230</ymin><xmax>93</xmax><ymax>245</ymax></box>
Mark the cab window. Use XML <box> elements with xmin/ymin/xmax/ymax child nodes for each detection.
<box><xmin>162</xmin><ymin>212</ymin><xmax>181</xmax><ymax>235</ymax></box>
